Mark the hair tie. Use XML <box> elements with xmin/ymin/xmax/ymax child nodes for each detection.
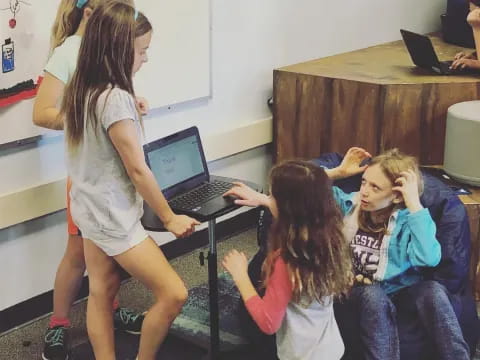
<box><xmin>134</xmin><ymin>9</ymin><xmax>139</xmax><ymax>20</ymax></box>
<box><xmin>76</xmin><ymin>0</ymin><xmax>88</xmax><ymax>9</ymax></box>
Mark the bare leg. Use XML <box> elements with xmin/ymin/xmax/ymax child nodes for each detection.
<box><xmin>115</xmin><ymin>237</ymin><xmax>187</xmax><ymax>360</ymax></box>
<box><xmin>51</xmin><ymin>234</ymin><xmax>86</xmax><ymax>320</ymax></box>
<box><xmin>83</xmin><ymin>238</ymin><xmax>121</xmax><ymax>360</ymax></box>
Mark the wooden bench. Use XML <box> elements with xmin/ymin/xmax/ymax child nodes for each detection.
<box><xmin>273</xmin><ymin>34</ymin><xmax>480</xmax><ymax>165</ymax></box>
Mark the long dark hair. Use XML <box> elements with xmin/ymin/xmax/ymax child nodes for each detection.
<box><xmin>62</xmin><ymin>1</ymin><xmax>152</xmax><ymax>148</ymax></box>
<box><xmin>262</xmin><ymin>160</ymin><xmax>352</xmax><ymax>304</ymax></box>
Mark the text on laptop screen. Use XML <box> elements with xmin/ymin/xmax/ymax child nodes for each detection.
<box><xmin>147</xmin><ymin>135</ymin><xmax>205</xmax><ymax>189</ymax></box>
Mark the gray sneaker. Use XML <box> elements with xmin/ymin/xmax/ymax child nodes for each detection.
<box><xmin>113</xmin><ymin>308</ymin><xmax>144</xmax><ymax>335</ymax></box>
<box><xmin>42</xmin><ymin>326</ymin><xmax>69</xmax><ymax>360</ymax></box>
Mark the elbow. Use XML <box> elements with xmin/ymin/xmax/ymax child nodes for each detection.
<box><xmin>427</xmin><ymin>240</ymin><xmax>442</xmax><ymax>267</ymax></box>
<box><xmin>32</xmin><ymin>108</ymin><xmax>42</xmax><ymax>127</ymax></box>
<box><xmin>413</xmin><ymin>243</ymin><xmax>442</xmax><ymax>267</ymax></box>
<box><xmin>259</xmin><ymin>324</ymin><xmax>278</xmax><ymax>336</ymax></box>
<box><xmin>127</xmin><ymin>164</ymin><xmax>151</xmax><ymax>185</ymax></box>
<box><xmin>256</xmin><ymin>318</ymin><xmax>281</xmax><ymax>335</ymax></box>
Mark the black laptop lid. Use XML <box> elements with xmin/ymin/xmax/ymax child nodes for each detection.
<box><xmin>144</xmin><ymin>126</ymin><xmax>209</xmax><ymax>200</ymax></box>
<box><xmin>400</xmin><ymin>29</ymin><xmax>441</xmax><ymax>69</ymax></box>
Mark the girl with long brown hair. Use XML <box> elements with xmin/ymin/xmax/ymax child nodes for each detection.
<box><xmin>62</xmin><ymin>2</ymin><xmax>199</xmax><ymax>359</ymax></box>
<box><xmin>223</xmin><ymin>160</ymin><xmax>352</xmax><ymax>360</ymax></box>
<box><xmin>32</xmin><ymin>1</ymin><xmax>147</xmax><ymax>359</ymax></box>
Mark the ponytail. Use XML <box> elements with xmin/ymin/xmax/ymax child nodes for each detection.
<box><xmin>50</xmin><ymin>0</ymin><xmax>84</xmax><ymax>52</ymax></box>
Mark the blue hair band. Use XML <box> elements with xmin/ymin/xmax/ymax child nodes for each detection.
<box><xmin>134</xmin><ymin>9</ymin><xmax>138</xmax><ymax>20</ymax></box>
<box><xmin>76</xmin><ymin>0</ymin><xmax>88</xmax><ymax>9</ymax></box>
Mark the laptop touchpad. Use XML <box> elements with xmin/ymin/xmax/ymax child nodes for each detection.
<box><xmin>197</xmin><ymin>196</ymin><xmax>236</xmax><ymax>214</ymax></box>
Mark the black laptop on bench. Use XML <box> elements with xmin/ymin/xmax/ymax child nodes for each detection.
<box><xmin>141</xmin><ymin>126</ymin><xmax>261</xmax><ymax>227</ymax></box>
<box><xmin>400</xmin><ymin>29</ymin><xmax>475</xmax><ymax>75</ymax></box>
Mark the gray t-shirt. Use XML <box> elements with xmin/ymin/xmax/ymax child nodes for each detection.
<box><xmin>277</xmin><ymin>296</ymin><xmax>344</xmax><ymax>360</ymax></box>
<box><xmin>67</xmin><ymin>87</ymin><xmax>144</xmax><ymax>252</ymax></box>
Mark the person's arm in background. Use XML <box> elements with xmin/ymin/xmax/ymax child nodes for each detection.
<box><xmin>32</xmin><ymin>72</ymin><xmax>65</xmax><ymax>130</ymax></box>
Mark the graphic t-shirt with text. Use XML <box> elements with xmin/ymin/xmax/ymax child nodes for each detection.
<box><xmin>351</xmin><ymin>229</ymin><xmax>383</xmax><ymax>281</ymax></box>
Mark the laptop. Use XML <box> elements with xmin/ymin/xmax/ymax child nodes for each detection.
<box><xmin>400</xmin><ymin>29</ymin><xmax>471</xmax><ymax>75</ymax></box>
<box><xmin>141</xmin><ymin>126</ymin><xmax>261</xmax><ymax>227</ymax></box>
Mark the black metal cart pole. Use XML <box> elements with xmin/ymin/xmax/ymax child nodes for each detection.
<box><xmin>207</xmin><ymin>219</ymin><xmax>220</xmax><ymax>359</ymax></box>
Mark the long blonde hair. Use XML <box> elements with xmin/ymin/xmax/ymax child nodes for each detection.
<box><xmin>262</xmin><ymin>160</ymin><xmax>352</xmax><ymax>304</ymax></box>
<box><xmin>358</xmin><ymin>148</ymin><xmax>423</xmax><ymax>234</ymax></box>
<box><xmin>61</xmin><ymin>2</ymin><xmax>151</xmax><ymax>148</ymax></box>
<box><xmin>50</xmin><ymin>0</ymin><xmax>134</xmax><ymax>52</ymax></box>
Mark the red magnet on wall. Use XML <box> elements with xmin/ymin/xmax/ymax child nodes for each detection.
<box><xmin>9</xmin><ymin>18</ymin><xmax>16</xmax><ymax>28</ymax></box>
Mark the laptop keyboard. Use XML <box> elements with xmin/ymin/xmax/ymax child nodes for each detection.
<box><xmin>169</xmin><ymin>180</ymin><xmax>234</xmax><ymax>210</ymax></box>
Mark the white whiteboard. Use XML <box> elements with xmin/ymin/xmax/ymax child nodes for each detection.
<box><xmin>134</xmin><ymin>0</ymin><xmax>211</xmax><ymax>108</ymax></box>
<box><xmin>0</xmin><ymin>0</ymin><xmax>210</xmax><ymax>146</ymax></box>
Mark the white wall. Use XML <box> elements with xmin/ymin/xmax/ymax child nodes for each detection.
<box><xmin>0</xmin><ymin>0</ymin><xmax>444</xmax><ymax>310</ymax></box>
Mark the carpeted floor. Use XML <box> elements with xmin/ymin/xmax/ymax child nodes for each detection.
<box><xmin>0</xmin><ymin>228</ymin><xmax>259</xmax><ymax>360</ymax></box>
<box><xmin>0</xmin><ymin>227</ymin><xmax>479</xmax><ymax>360</ymax></box>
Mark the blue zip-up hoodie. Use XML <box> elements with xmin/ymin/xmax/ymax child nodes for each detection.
<box><xmin>333</xmin><ymin>186</ymin><xmax>442</xmax><ymax>294</ymax></box>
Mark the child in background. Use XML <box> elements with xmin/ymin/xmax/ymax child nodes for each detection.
<box><xmin>32</xmin><ymin>1</ymin><xmax>145</xmax><ymax>359</ymax></box>
<box><xmin>222</xmin><ymin>160</ymin><xmax>352</xmax><ymax>360</ymax></box>
<box><xmin>61</xmin><ymin>2</ymin><xmax>199</xmax><ymax>359</ymax></box>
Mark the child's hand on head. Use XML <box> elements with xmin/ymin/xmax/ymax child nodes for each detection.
<box><xmin>393</xmin><ymin>169</ymin><xmax>423</xmax><ymax>213</ymax></box>
<box><xmin>136</xmin><ymin>96</ymin><xmax>149</xmax><ymax>115</ymax></box>
<box><xmin>339</xmin><ymin>147</ymin><xmax>372</xmax><ymax>177</ymax></box>
<box><xmin>223</xmin><ymin>182</ymin><xmax>270</xmax><ymax>208</ymax></box>
<box><xmin>222</xmin><ymin>249</ymin><xmax>249</xmax><ymax>281</ymax></box>
<box><xmin>164</xmin><ymin>214</ymin><xmax>200</xmax><ymax>238</ymax></box>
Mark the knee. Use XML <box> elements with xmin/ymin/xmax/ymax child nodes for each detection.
<box><xmin>160</xmin><ymin>282</ymin><xmax>188</xmax><ymax>315</ymax></box>
<box><xmin>355</xmin><ymin>285</ymin><xmax>395</xmax><ymax>314</ymax></box>
<box><xmin>65</xmin><ymin>235</ymin><xmax>86</xmax><ymax>270</ymax></box>
<box><xmin>170</xmin><ymin>283</ymin><xmax>188</xmax><ymax>309</ymax></box>
<box><xmin>411</xmin><ymin>280</ymin><xmax>449</xmax><ymax>308</ymax></box>
<box><xmin>89</xmin><ymin>273</ymin><xmax>120</xmax><ymax>301</ymax></box>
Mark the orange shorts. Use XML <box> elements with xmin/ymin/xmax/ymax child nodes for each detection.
<box><xmin>66</xmin><ymin>177</ymin><xmax>81</xmax><ymax>236</ymax></box>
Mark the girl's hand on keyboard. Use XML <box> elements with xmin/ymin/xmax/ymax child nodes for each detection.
<box><xmin>165</xmin><ymin>214</ymin><xmax>200</xmax><ymax>238</ymax></box>
<box><xmin>451</xmin><ymin>58</ymin><xmax>480</xmax><ymax>70</ymax></box>
<box><xmin>224</xmin><ymin>182</ymin><xmax>271</xmax><ymax>208</ymax></box>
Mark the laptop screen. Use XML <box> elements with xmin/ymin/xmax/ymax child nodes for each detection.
<box><xmin>147</xmin><ymin>135</ymin><xmax>205</xmax><ymax>190</ymax></box>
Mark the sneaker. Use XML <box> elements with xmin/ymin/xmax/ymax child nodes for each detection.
<box><xmin>113</xmin><ymin>307</ymin><xmax>144</xmax><ymax>335</ymax></box>
<box><xmin>42</xmin><ymin>325</ymin><xmax>69</xmax><ymax>360</ymax></box>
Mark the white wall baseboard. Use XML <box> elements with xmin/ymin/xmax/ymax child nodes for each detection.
<box><xmin>0</xmin><ymin>117</ymin><xmax>272</xmax><ymax>230</ymax></box>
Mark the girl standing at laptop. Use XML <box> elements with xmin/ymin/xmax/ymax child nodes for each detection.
<box><xmin>33</xmin><ymin>1</ymin><xmax>147</xmax><ymax>359</ymax></box>
<box><xmin>223</xmin><ymin>160</ymin><xmax>352</xmax><ymax>360</ymax></box>
<box><xmin>61</xmin><ymin>2</ymin><xmax>199</xmax><ymax>359</ymax></box>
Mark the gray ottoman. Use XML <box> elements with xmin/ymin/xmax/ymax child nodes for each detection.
<box><xmin>444</xmin><ymin>100</ymin><xmax>480</xmax><ymax>186</ymax></box>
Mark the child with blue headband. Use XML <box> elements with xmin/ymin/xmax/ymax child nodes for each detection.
<box><xmin>33</xmin><ymin>1</ymin><xmax>148</xmax><ymax>359</ymax></box>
